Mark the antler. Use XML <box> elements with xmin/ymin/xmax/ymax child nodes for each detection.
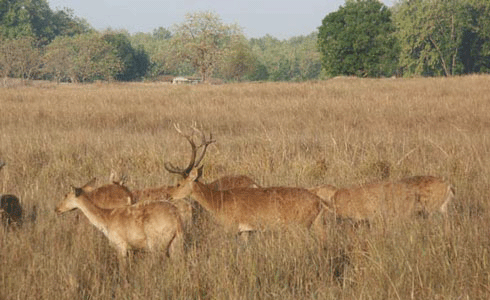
<box><xmin>164</xmin><ymin>124</ymin><xmax>215</xmax><ymax>178</ymax></box>
<box><xmin>164</xmin><ymin>124</ymin><xmax>199</xmax><ymax>177</ymax></box>
<box><xmin>192</xmin><ymin>126</ymin><xmax>215</xmax><ymax>167</ymax></box>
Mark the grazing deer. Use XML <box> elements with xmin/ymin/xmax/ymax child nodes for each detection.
<box><xmin>166</xmin><ymin>127</ymin><xmax>325</xmax><ymax>236</ymax></box>
<box><xmin>0</xmin><ymin>160</ymin><xmax>23</xmax><ymax>228</ymax></box>
<box><xmin>328</xmin><ymin>176</ymin><xmax>454</xmax><ymax>223</ymax></box>
<box><xmin>56</xmin><ymin>184</ymin><xmax>184</xmax><ymax>264</ymax></box>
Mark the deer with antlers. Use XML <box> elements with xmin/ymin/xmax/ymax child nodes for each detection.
<box><xmin>123</xmin><ymin>125</ymin><xmax>260</xmax><ymax>229</ymax></box>
<box><xmin>165</xmin><ymin>126</ymin><xmax>326</xmax><ymax>236</ymax></box>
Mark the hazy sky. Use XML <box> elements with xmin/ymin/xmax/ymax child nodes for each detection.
<box><xmin>48</xmin><ymin>0</ymin><xmax>395</xmax><ymax>39</ymax></box>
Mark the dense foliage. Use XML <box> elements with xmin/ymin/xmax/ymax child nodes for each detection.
<box><xmin>0</xmin><ymin>0</ymin><xmax>489</xmax><ymax>82</ymax></box>
<box><xmin>318</xmin><ymin>0</ymin><xmax>399</xmax><ymax>77</ymax></box>
<box><xmin>0</xmin><ymin>0</ymin><xmax>90</xmax><ymax>42</ymax></box>
<box><xmin>393</xmin><ymin>0</ymin><xmax>490</xmax><ymax>76</ymax></box>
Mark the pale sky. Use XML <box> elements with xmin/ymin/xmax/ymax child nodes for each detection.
<box><xmin>48</xmin><ymin>0</ymin><xmax>395</xmax><ymax>39</ymax></box>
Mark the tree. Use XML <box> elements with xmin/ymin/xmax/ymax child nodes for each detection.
<box><xmin>218</xmin><ymin>35</ymin><xmax>257</xmax><ymax>81</ymax></box>
<box><xmin>102</xmin><ymin>30</ymin><xmax>150</xmax><ymax>80</ymax></box>
<box><xmin>171</xmin><ymin>11</ymin><xmax>243</xmax><ymax>81</ymax></box>
<box><xmin>459</xmin><ymin>0</ymin><xmax>490</xmax><ymax>73</ymax></box>
<box><xmin>0</xmin><ymin>0</ymin><xmax>90</xmax><ymax>42</ymax></box>
<box><xmin>44</xmin><ymin>33</ymin><xmax>122</xmax><ymax>82</ymax></box>
<box><xmin>393</xmin><ymin>0</ymin><xmax>467</xmax><ymax>76</ymax></box>
<box><xmin>130</xmin><ymin>31</ymin><xmax>193</xmax><ymax>78</ymax></box>
<box><xmin>317</xmin><ymin>0</ymin><xmax>399</xmax><ymax>77</ymax></box>
<box><xmin>152</xmin><ymin>27</ymin><xmax>172</xmax><ymax>40</ymax></box>
<box><xmin>248</xmin><ymin>34</ymin><xmax>322</xmax><ymax>82</ymax></box>
<box><xmin>0</xmin><ymin>36</ymin><xmax>42</xmax><ymax>79</ymax></box>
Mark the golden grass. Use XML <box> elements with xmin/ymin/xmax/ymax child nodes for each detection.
<box><xmin>1</xmin><ymin>75</ymin><xmax>490</xmax><ymax>299</ymax></box>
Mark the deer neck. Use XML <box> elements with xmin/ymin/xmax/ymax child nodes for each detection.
<box><xmin>75</xmin><ymin>195</ymin><xmax>111</xmax><ymax>236</ymax></box>
<box><xmin>192</xmin><ymin>181</ymin><xmax>223</xmax><ymax>212</ymax></box>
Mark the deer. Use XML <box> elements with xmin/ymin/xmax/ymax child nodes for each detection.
<box><xmin>55</xmin><ymin>183</ymin><xmax>184</xmax><ymax>268</ymax></box>
<box><xmin>122</xmin><ymin>125</ymin><xmax>260</xmax><ymax>230</ymax></box>
<box><xmin>65</xmin><ymin>177</ymin><xmax>136</xmax><ymax>228</ymax></box>
<box><xmin>165</xmin><ymin>126</ymin><xmax>326</xmax><ymax>237</ymax></box>
<box><xmin>0</xmin><ymin>160</ymin><xmax>23</xmax><ymax>228</ymax></box>
<box><xmin>308</xmin><ymin>184</ymin><xmax>338</xmax><ymax>208</ymax></box>
<box><xmin>78</xmin><ymin>177</ymin><xmax>136</xmax><ymax>208</ymax></box>
<box><xmin>317</xmin><ymin>176</ymin><xmax>454</xmax><ymax>223</ymax></box>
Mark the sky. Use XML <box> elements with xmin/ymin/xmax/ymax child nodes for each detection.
<box><xmin>47</xmin><ymin>0</ymin><xmax>395</xmax><ymax>40</ymax></box>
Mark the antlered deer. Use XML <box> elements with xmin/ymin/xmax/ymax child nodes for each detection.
<box><xmin>56</xmin><ymin>184</ymin><xmax>184</xmax><ymax>264</ymax></box>
<box><xmin>129</xmin><ymin>125</ymin><xmax>260</xmax><ymax>229</ymax></box>
<box><xmin>166</xmin><ymin>127</ymin><xmax>325</xmax><ymax>235</ymax></box>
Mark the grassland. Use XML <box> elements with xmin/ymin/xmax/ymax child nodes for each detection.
<box><xmin>1</xmin><ymin>76</ymin><xmax>490</xmax><ymax>299</ymax></box>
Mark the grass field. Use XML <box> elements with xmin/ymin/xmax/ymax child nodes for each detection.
<box><xmin>1</xmin><ymin>76</ymin><xmax>490</xmax><ymax>299</ymax></box>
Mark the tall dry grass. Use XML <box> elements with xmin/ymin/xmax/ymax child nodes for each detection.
<box><xmin>1</xmin><ymin>76</ymin><xmax>490</xmax><ymax>299</ymax></box>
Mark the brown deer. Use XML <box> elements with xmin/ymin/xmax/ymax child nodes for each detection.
<box><xmin>308</xmin><ymin>184</ymin><xmax>337</xmax><ymax>208</ymax></box>
<box><xmin>0</xmin><ymin>161</ymin><xmax>23</xmax><ymax>228</ymax></box>
<box><xmin>55</xmin><ymin>184</ymin><xmax>184</xmax><ymax>265</ymax></box>
<box><xmin>127</xmin><ymin>125</ymin><xmax>260</xmax><ymax>229</ymax></box>
<box><xmin>78</xmin><ymin>177</ymin><xmax>135</xmax><ymax>208</ymax></box>
<box><xmin>66</xmin><ymin>177</ymin><xmax>136</xmax><ymax>228</ymax></box>
<box><xmin>166</xmin><ymin>127</ymin><xmax>325</xmax><ymax>236</ymax></box>
<box><xmin>321</xmin><ymin>176</ymin><xmax>454</xmax><ymax>223</ymax></box>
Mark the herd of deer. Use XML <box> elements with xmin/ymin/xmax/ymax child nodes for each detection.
<box><xmin>0</xmin><ymin>125</ymin><xmax>455</xmax><ymax>267</ymax></box>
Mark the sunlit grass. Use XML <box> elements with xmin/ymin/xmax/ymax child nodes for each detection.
<box><xmin>1</xmin><ymin>75</ymin><xmax>490</xmax><ymax>299</ymax></box>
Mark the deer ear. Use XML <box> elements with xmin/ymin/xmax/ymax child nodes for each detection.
<box><xmin>189</xmin><ymin>167</ymin><xmax>201</xmax><ymax>181</ymax></box>
<box><xmin>197</xmin><ymin>165</ymin><xmax>204</xmax><ymax>180</ymax></box>
<box><xmin>82</xmin><ymin>178</ymin><xmax>97</xmax><ymax>192</ymax></box>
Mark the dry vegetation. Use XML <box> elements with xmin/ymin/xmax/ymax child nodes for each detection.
<box><xmin>1</xmin><ymin>76</ymin><xmax>490</xmax><ymax>299</ymax></box>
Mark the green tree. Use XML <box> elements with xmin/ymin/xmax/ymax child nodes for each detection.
<box><xmin>317</xmin><ymin>0</ymin><xmax>399</xmax><ymax>77</ymax></box>
<box><xmin>0</xmin><ymin>36</ymin><xmax>42</xmax><ymax>79</ymax></box>
<box><xmin>152</xmin><ymin>26</ymin><xmax>172</xmax><ymax>40</ymax></box>
<box><xmin>459</xmin><ymin>0</ymin><xmax>490</xmax><ymax>73</ymax></box>
<box><xmin>393</xmin><ymin>0</ymin><xmax>470</xmax><ymax>76</ymax></box>
<box><xmin>170</xmin><ymin>11</ymin><xmax>243</xmax><ymax>81</ymax></box>
<box><xmin>102</xmin><ymin>30</ymin><xmax>150</xmax><ymax>81</ymax></box>
<box><xmin>130</xmin><ymin>31</ymin><xmax>191</xmax><ymax>78</ymax></box>
<box><xmin>0</xmin><ymin>0</ymin><xmax>89</xmax><ymax>42</ymax></box>
<box><xmin>44</xmin><ymin>33</ymin><xmax>122</xmax><ymax>82</ymax></box>
<box><xmin>218</xmin><ymin>35</ymin><xmax>257</xmax><ymax>81</ymax></box>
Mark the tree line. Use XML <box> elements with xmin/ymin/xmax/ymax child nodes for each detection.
<box><xmin>0</xmin><ymin>0</ymin><xmax>489</xmax><ymax>83</ymax></box>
